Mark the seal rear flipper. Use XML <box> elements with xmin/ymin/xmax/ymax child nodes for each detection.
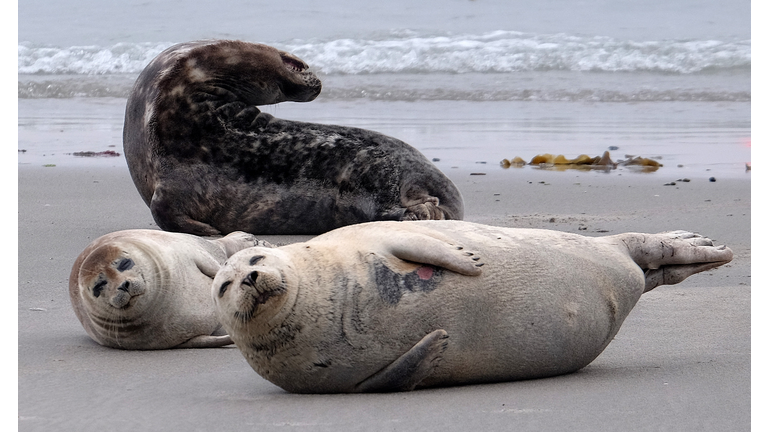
<box><xmin>612</xmin><ymin>231</ymin><xmax>733</xmax><ymax>270</ymax></box>
<box><xmin>174</xmin><ymin>334</ymin><xmax>233</xmax><ymax>348</ymax></box>
<box><xmin>403</xmin><ymin>197</ymin><xmax>445</xmax><ymax>221</ymax></box>
<box><xmin>644</xmin><ymin>260</ymin><xmax>731</xmax><ymax>292</ymax></box>
<box><xmin>353</xmin><ymin>329</ymin><xmax>449</xmax><ymax>393</ymax></box>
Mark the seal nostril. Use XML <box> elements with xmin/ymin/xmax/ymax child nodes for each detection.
<box><xmin>243</xmin><ymin>271</ymin><xmax>259</xmax><ymax>287</ymax></box>
<box><xmin>118</xmin><ymin>281</ymin><xmax>131</xmax><ymax>293</ymax></box>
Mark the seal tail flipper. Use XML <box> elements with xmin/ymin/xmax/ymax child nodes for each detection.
<box><xmin>644</xmin><ymin>260</ymin><xmax>729</xmax><ymax>292</ymax></box>
<box><xmin>403</xmin><ymin>197</ymin><xmax>445</xmax><ymax>221</ymax></box>
<box><xmin>618</xmin><ymin>231</ymin><xmax>733</xmax><ymax>269</ymax></box>
<box><xmin>174</xmin><ymin>334</ymin><xmax>233</xmax><ymax>348</ymax></box>
<box><xmin>607</xmin><ymin>231</ymin><xmax>733</xmax><ymax>291</ymax></box>
<box><xmin>354</xmin><ymin>329</ymin><xmax>449</xmax><ymax>393</ymax></box>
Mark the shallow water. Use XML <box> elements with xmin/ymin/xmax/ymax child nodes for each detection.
<box><xmin>18</xmin><ymin>97</ymin><xmax>751</xmax><ymax>179</ymax></box>
<box><xmin>17</xmin><ymin>0</ymin><xmax>751</xmax><ymax>179</ymax></box>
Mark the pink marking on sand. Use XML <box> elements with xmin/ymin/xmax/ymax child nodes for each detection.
<box><xmin>417</xmin><ymin>266</ymin><xmax>434</xmax><ymax>280</ymax></box>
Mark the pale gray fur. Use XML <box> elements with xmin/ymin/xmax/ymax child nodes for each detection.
<box><xmin>69</xmin><ymin>230</ymin><xmax>272</xmax><ymax>349</ymax></box>
<box><xmin>212</xmin><ymin>220</ymin><xmax>732</xmax><ymax>393</ymax></box>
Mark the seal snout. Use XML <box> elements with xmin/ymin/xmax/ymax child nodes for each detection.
<box><xmin>117</xmin><ymin>281</ymin><xmax>132</xmax><ymax>293</ymax></box>
<box><xmin>108</xmin><ymin>279</ymin><xmax>145</xmax><ymax>309</ymax></box>
<box><xmin>215</xmin><ymin>256</ymin><xmax>287</xmax><ymax>324</ymax></box>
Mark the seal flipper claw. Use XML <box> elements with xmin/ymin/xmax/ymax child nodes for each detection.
<box><xmin>354</xmin><ymin>329</ymin><xmax>449</xmax><ymax>392</ymax></box>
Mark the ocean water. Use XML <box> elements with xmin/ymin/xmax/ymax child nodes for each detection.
<box><xmin>18</xmin><ymin>0</ymin><xmax>751</xmax><ymax>177</ymax></box>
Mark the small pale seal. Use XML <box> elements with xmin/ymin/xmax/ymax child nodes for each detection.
<box><xmin>212</xmin><ymin>220</ymin><xmax>733</xmax><ymax>393</ymax></box>
<box><xmin>123</xmin><ymin>40</ymin><xmax>463</xmax><ymax>236</ymax></box>
<box><xmin>69</xmin><ymin>229</ymin><xmax>271</xmax><ymax>349</ymax></box>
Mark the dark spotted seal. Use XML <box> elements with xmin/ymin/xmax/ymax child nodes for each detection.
<box><xmin>69</xmin><ymin>229</ymin><xmax>270</xmax><ymax>349</ymax></box>
<box><xmin>123</xmin><ymin>40</ymin><xmax>464</xmax><ymax>236</ymax></box>
<box><xmin>212</xmin><ymin>220</ymin><xmax>732</xmax><ymax>393</ymax></box>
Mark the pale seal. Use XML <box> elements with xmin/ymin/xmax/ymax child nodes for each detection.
<box><xmin>123</xmin><ymin>40</ymin><xmax>464</xmax><ymax>236</ymax></box>
<box><xmin>212</xmin><ymin>220</ymin><xmax>733</xmax><ymax>393</ymax></box>
<box><xmin>69</xmin><ymin>229</ymin><xmax>271</xmax><ymax>349</ymax></box>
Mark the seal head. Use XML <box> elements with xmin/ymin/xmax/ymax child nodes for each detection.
<box><xmin>69</xmin><ymin>230</ymin><xmax>263</xmax><ymax>349</ymax></box>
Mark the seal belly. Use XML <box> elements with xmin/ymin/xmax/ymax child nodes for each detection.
<box><xmin>327</xmin><ymin>226</ymin><xmax>644</xmax><ymax>388</ymax></box>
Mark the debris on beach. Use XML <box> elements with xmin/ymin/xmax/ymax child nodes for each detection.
<box><xmin>745</xmin><ymin>163</ymin><xmax>751</xmax><ymax>171</ymax></box>
<box><xmin>71</xmin><ymin>150</ymin><xmax>121</xmax><ymax>157</ymax></box>
<box><xmin>500</xmin><ymin>151</ymin><xmax>662</xmax><ymax>173</ymax></box>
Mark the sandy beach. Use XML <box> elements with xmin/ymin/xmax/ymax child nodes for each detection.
<box><xmin>18</xmin><ymin>157</ymin><xmax>750</xmax><ymax>431</ymax></box>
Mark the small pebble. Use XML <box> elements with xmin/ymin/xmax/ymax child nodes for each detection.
<box><xmin>469</xmin><ymin>173</ymin><xmax>486</xmax><ymax>176</ymax></box>
<box><xmin>432</xmin><ymin>158</ymin><xmax>440</xmax><ymax>162</ymax></box>
<box><xmin>709</xmin><ymin>177</ymin><xmax>716</xmax><ymax>182</ymax></box>
<box><xmin>664</xmin><ymin>182</ymin><xmax>676</xmax><ymax>186</ymax></box>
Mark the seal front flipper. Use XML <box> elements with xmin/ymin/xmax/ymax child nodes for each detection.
<box><xmin>174</xmin><ymin>334</ymin><xmax>233</xmax><ymax>348</ymax></box>
<box><xmin>354</xmin><ymin>329</ymin><xmax>449</xmax><ymax>393</ymax></box>
<box><xmin>386</xmin><ymin>235</ymin><xmax>483</xmax><ymax>276</ymax></box>
<box><xmin>212</xmin><ymin>231</ymin><xmax>276</xmax><ymax>257</ymax></box>
<box><xmin>150</xmin><ymin>187</ymin><xmax>221</xmax><ymax>236</ymax></box>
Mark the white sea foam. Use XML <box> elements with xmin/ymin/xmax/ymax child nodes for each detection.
<box><xmin>18</xmin><ymin>31</ymin><xmax>750</xmax><ymax>76</ymax></box>
<box><xmin>18</xmin><ymin>42</ymin><xmax>175</xmax><ymax>75</ymax></box>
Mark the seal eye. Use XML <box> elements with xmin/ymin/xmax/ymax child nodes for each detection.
<box><xmin>93</xmin><ymin>280</ymin><xmax>107</xmax><ymax>298</ymax></box>
<box><xmin>249</xmin><ymin>255</ymin><xmax>265</xmax><ymax>265</ymax></box>
<box><xmin>117</xmin><ymin>258</ymin><xmax>134</xmax><ymax>272</ymax></box>
<box><xmin>219</xmin><ymin>281</ymin><xmax>232</xmax><ymax>298</ymax></box>
<box><xmin>280</xmin><ymin>54</ymin><xmax>306</xmax><ymax>72</ymax></box>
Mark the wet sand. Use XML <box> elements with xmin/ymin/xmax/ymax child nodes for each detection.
<box><xmin>18</xmin><ymin>162</ymin><xmax>750</xmax><ymax>431</ymax></box>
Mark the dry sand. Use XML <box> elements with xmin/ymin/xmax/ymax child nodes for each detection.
<box><xmin>18</xmin><ymin>163</ymin><xmax>750</xmax><ymax>431</ymax></box>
